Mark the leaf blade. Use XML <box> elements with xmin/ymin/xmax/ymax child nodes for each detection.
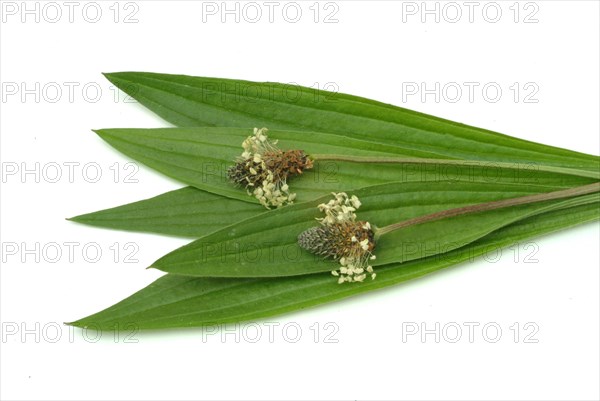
<box><xmin>93</xmin><ymin>127</ymin><xmax>597</xmax><ymax>206</ymax></box>
<box><xmin>103</xmin><ymin>72</ymin><xmax>600</xmax><ymax>173</ymax></box>
<box><xmin>67</xmin><ymin>202</ymin><xmax>600</xmax><ymax>330</ymax></box>
<box><xmin>68</xmin><ymin>187</ymin><xmax>262</xmax><ymax>238</ymax></box>
<box><xmin>150</xmin><ymin>181</ymin><xmax>599</xmax><ymax>277</ymax></box>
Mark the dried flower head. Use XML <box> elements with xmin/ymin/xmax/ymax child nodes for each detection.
<box><xmin>298</xmin><ymin>192</ymin><xmax>377</xmax><ymax>283</ymax></box>
<box><xmin>227</xmin><ymin>128</ymin><xmax>313</xmax><ymax>208</ymax></box>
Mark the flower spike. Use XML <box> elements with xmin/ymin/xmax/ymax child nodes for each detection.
<box><xmin>298</xmin><ymin>192</ymin><xmax>377</xmax><ymax>283</ymax></box>
<box><xmin>227</xmin><ymin>128</ymin><xmax>313</xmax><ymax>208</ymax></box>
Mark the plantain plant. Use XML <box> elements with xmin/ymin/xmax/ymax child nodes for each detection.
<box><xmin>67</xmin><ymin>72</ymin><xmax>599</xmax><ymax>330</ymax></box>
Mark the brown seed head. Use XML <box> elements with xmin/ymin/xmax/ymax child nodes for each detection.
<box><xmin>228</xmin><ymin>149</ymin><xmax>313</xmax><ymax>189</ymax></box>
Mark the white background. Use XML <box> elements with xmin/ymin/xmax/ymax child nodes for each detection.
<box><xmin>1</xmin><ymin>1</ymin><xmax>599</xmax><ymax>400</ymax></box>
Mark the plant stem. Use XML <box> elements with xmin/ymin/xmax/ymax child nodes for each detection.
<box><xmin>375</xmin><ymin>182</ymin><xmax>600</xmax><ymax>237</ymax></box>
<box><xmin>312</xmin><ymin>154</ymin><xmax>600</xmax><ymax>179</ymax></box>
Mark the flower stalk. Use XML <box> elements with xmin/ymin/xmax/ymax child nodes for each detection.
<box><xmin>375</xmin><ymin>181</ymin><xmax>600</xmax><ymax>237</ymax></box>
<box><xmin>311</xmin><ymin>154</ymin><xmax>600</xmax><ymax>179</ymax></box>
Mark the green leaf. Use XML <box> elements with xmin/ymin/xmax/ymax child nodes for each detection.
<box><xmin>68</xmin><ymin>187</ymin><xmax>261</xmax><ymax>238</ymax></box>
<box><xmin>103</xmin><ymin>72</ymin><xmax>599</xmax><ymax>174</ymax></box>
<box><xmin>67</xmin><ymin>202</ymin><xmax>599</xmax><ymax>330</ymax></box>
<box><xmin>93</xmin><ymin>127</ymin><xmax>596</xmax><ymax>206</ymax></box>
<box><xmin>67</xmin><ymin>178</ymin><xmax>591</xmax><ymax>240</ymax></box>
<box><xmin>69</xmin><ymin>122</ymin><xmax>592</xmax><ymax>240</ymax></box>
<box><xmin>150</xmin><ymin>181</ymin><xmax>599</xmax><ymax>277</ymax></box>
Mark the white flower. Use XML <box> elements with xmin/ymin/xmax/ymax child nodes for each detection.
<box><xmin>316</xmin><ymin>192</ymin><xmax>361</xmax><ymax>226</ymax></box>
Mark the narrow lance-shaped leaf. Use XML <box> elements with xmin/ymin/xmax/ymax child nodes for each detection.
<box><xmin>103</xmin><ymin>72</ymin><xmax>599</xmax><ymax>174</ymax></box>
<box><xmin>150</xmin><ymin>181</ymin><xmax>599</xmax><ymax>277</ymax></box>
<box><xmin>68</xmin><ymin>187</ymin><xmax>263</xmax><ymax>238</ymax></box>
<box><xmin>93</xmin><ymin>127</ymin><xmax>597</xmax><ymax>205</ymax></box>
<box><xmin>67</xmin><ymin>178</ymin><xmax>592</xmax><ymax>240</ymax></box>
<box><xmin>67</xmin><ymin>202</ymin><xmax>600</xmax><ymax>330</ymax></box>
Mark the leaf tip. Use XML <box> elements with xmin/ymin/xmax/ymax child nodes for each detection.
<box><xmin>65</xmin><ymin>215</ymin><xmax>88</xmax><ymax>223</ymax></box>
<box><xmin>101</xmin><ymin>71</ymin><xmax>118</xmax><ymax>81</ymax></box>
<box><xmin>65</xmin><ymin>319</ymin><xmax>107</xmax><ymax>330</ymax></box>
<box><xmin>91</xmin><ymin>129</ymin><xmax>108</xmax><ymax>139</ymax></box>
<box><xmin>101</xmin><ymin>71</ymin><xmax>138</xmax><ymax>86</ymax></box>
